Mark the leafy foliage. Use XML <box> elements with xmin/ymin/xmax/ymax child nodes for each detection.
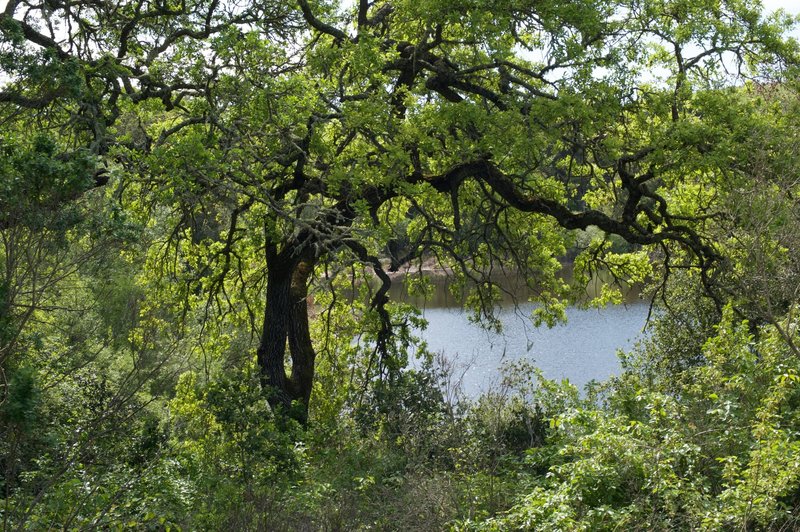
<box><xmin>2</xmin><ymin>0</ymin><xmax>800</xmax><ymax>529</ymax></box>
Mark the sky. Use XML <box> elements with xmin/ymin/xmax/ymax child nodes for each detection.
<box><xmin>762</xmin><ymin>0</ymin><xmax>800</xmax><ymax>38</ymax></box>
<box><xmin>763</xmin><ymin>0</ymin><xmax>800</xmax><ymax>15</ymax></box>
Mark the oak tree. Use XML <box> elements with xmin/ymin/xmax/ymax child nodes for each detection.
<box><xmin>2</xmin><ymin>0</ymin><xmax>796</xmax><ymax>420</ymax></box>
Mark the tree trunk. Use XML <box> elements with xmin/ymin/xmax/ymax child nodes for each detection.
<box><xmin>287</xmin><ymin>254</ymin><xmax>316</xmax><ymax>406</ymax></box>
<box><xmin>256</xmin><ymin>242</ymin><xmax>317</xmax><ymax>422</ymax></box>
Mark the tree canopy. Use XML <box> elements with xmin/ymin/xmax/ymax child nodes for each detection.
<box><xmin>3</xmin><ymin>2</ymin><xmax>800</xmax><ymax>526</ymax></box>
<box><xmin>2</xmin><ymin>0</ymin><xmax>798</xmax><ymax>417</ymax></box>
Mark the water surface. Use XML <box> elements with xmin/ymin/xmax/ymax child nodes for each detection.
<box><xmin>391</xmin><ymin>273</ymin><xmax>650</xmax><ymax>396</ymax></box>
<box><xmin>415</xmin><ymin>302</ymin><xmax>649</xmax><ymax>397</ymax></box>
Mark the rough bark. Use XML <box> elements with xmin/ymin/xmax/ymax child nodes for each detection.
<box><xmin>257</xmin><ymin>244</ymin><xmax>293</xmax><ymax>409</ymax></box>
<box><xmin>287</xmin><ymin>253</ymin><xmax>317</xmax><ymax>407</ymax></box>
<box><xmin>256</xmin><ymin>240</ymin><xmax>317</xmax><ymax>421</ymax></box>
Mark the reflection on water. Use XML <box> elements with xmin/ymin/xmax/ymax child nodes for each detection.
<box><xmin>391</xmin><ymin>272</ymin><xmax>649</xmax><ymax>397</ymax></box>
<box><xmin>388</xmin><ymin>269</ymin><xmax>643</xmax><ymax>308</ymax></box>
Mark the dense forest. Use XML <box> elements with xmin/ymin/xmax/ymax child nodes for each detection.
<box><xmin>2</xmin><ymin>0</ymin><xmax>800</xmax><ymax>529</ymax></box>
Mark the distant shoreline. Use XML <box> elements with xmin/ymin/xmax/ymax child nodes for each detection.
<box><xmin>383</xmin><ymin>257</ymin><xmax>576</xmax><ymax>280</ymax></box>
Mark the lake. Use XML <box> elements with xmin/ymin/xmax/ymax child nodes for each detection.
<box><xmin>389</xmin><ymin>273</ymin><xmax>650</xmax><ymax>397</ymax></box>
